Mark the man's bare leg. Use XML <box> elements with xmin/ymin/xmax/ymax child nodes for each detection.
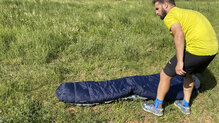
<box><xmin>174</xmin><ymin>75</ymin><xmax>194</xmax><ymax>114</ymax></box>
<box><xmin>142</xmin><ymin>70</ymin><xmax>172</xmax><ymax>116</ymax></box>
<box><xmin>156</xmin><ymin>70</ymin><xmax>172</xmax><ymax>100</ymax></box>
<box><xmin>183</xmin><ymin>75</ymin><xmax>194</xmax><ymax>103</ymax></box>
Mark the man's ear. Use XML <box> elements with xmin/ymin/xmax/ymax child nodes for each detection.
<box><xmin>162</xmin><ymin>2</ymin><xmax>169</xmax><ymax>10</ymax></box>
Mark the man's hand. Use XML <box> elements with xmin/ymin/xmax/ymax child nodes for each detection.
<box><xmin>175</xmin><ymin>61</ymin><xmax>186</xmax><ymax>76</ymax></box>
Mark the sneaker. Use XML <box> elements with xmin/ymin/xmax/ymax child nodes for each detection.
<box><xmin>174</xmin><ymin>100</ymin><xmax>191</xmax><ymax>114</ymax></box>
<box><xmin>142</xmin><ymin>102</ymin><xmax>163</xmax><ymax>116</ymax></box>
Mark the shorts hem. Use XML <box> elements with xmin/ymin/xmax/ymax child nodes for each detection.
<box><xmin>163</xmin><ymin>66</ymin><xmax>176</xmax><ymax>77</ymax></box>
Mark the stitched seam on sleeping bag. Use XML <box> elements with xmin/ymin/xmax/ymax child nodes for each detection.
<box><xmin>86</xmin><ymin>82</ymin><xmax>92</xmax><ymax>103</ymax></box>
<box><xmin>98</xmin><ymin>81</ymin><xmax>109</xmax><ymax>102</ymax></box>
<box><xmin>73</xmin><ymin>82</ymin><xmax>77</xmax><ymax>103</ymax></box>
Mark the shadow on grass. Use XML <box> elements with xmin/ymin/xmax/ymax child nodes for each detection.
<box><xmin>195</xmin><ymin>69</ymin><xmax>217</xmax><ymax>93</ymax></box>
<box><xmin>189</xmin><ymin>69</ymin><xmax>217</xmax><ymax>106</ymax></box>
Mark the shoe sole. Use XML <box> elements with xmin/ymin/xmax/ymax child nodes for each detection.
<box><xmin>174</xmin><ymin>102</ymin><xmax>190</xmax><ymax>115</ymax></box>
<box><xmin>142</xmin><ymin>104</ymin><xmax>163</xmax><ymax>116</ymax></box>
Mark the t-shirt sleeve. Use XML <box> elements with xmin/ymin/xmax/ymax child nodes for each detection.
<box><xmin>164</xmin><ymin>13</ymin><xmax>179</xmax><ymax>33</ymax></box>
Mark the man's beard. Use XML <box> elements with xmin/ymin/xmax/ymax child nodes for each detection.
<box><xmin>160</xmin><ymin>8</ymin><xmax>167</xmax><ymax>20</ymax></box>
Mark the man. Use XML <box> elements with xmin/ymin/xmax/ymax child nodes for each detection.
<box><xmin>142</xmin><ymin>0</ymin><xmax>218</xmax><ymax>116</ymax></box>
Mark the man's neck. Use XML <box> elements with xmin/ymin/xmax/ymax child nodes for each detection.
<box><xmin>166</xmin><ymin>5</ymin><xmax>176</xmax><ymax>13</ymax></box>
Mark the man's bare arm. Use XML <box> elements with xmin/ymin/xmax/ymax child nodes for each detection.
<box><xmin>171</xmin><ymin>23</ymin><xmax>186</xmax><ymax>76</ymax></box>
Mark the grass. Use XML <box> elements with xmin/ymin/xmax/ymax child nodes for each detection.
<box><xmin>0</xmin><ymin>0</ymin><xmax>218</xmax><ymax>122</ymax></box>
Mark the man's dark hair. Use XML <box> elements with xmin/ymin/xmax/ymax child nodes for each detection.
<box><xmin>152</xmin><ymin>0</ymin><xmax>176</xmax><ymax>5</ymax></box>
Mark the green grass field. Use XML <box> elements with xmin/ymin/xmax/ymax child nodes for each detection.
<box><xmin>0</xmin><ymin>0</ymin><xmax>219</xmax><ymax>122</ymax></box>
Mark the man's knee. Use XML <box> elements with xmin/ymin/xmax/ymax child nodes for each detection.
<box><xmin>160</xmin><ymin>70</ymin><xmax>172</xmax><ymax>80</ymax></box>
<box><xmin>183</xmin><ymin>75</ymin><xmax>194</xmax><ymax>88</ymax></box>
<box><xmin>184</xmin><ymin>75</ymin><xmax>193</xmax><ymax>82</ymax></box>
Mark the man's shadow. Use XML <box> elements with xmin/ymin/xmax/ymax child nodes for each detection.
<box><xmin>195</xmin><ymin>69</ymin><xmax>217</xmax><ymax>93</ymax></box>
<box><xmin>190</xmin><ymin>69</ymin><xmax>217</xmax><ymax>105</ymax></box>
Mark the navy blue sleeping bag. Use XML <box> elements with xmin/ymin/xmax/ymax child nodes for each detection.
<box><xmin>56</xmin><ymin>73</ymin><xmax>199</xmax><ymax>105</ymax></box>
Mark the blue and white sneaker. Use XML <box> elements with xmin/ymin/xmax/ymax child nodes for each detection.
<box><xmin>142</xmin><ymin>102</ymin><xmax>163</xmax><ymax>116</ymax></box>
<box><xmin>174</xmin><ymin>100</ymin><xmax>191</xmax><ymax>114</ymax></box>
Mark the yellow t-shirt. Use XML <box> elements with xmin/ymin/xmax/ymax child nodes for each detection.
<box><xmin>164</xmin><ymin>7</ymin><xmax>218</xmax><ymax>56</ymax></box>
